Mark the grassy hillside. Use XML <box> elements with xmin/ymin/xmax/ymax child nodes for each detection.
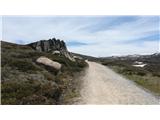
<box><xmin>72</xmin><ymin>52</ymin><xmax>99</xmax><ymax>61</ymax></box>
<box><xmin>100</xmin><ymin>55</ymin><xmax>160</xmax><ymax>96</ymax></box>
<box><xmin>1</xmin><ymin>41</ymin><xmax>88</xmax><ymax>105</ymax></box>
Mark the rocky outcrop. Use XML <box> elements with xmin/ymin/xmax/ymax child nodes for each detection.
<box><xmin>28</xmin><ymin>38</ymin><xmax>67</xmax><ymax>52</ymax></box>
<box><xmin>28</xmin><ymin>38</ymin><xmax>75</xmax><ymax>61</ymax></box>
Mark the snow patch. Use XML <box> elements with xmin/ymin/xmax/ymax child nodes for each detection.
<box><xmin>132</xmin><ymin>61</ymin><xmax>147</xmax><ymax>67</ymax></box>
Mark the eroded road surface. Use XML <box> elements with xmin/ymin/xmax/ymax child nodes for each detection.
<box><xmin>78</xmin><ymin>61</ymin><xmax>159</xmax><ymax>104</ymax></box>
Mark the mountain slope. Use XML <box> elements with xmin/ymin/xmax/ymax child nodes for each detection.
<box><xmin>1</xmin><ymin>39</ymin><xmax>159</xmax><ymax>104</ymax></box>
<box><xmin>1</xmin><ymin>40</ymin><xmax>87</xmax><ymax>105</ymax></box>
<box><xmin>100</xmin><ymin>53</ymin><xmax>160</xmax><ymax>96</ymax></box>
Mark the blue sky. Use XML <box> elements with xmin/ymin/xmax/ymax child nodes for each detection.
<box><xmin>0</xmin><ymin>16</ymin><xmax>159</xmax><ymax>57</ymax></box>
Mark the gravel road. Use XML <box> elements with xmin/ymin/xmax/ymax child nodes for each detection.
<box><xmin>78</xmin><ymin>61</ymin><xmax>159</xmax><ymax>104</ymax></box>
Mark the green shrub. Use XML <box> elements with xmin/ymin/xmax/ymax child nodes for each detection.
<box><xmin>9</xmin><ymin>59</ymin><xmax>41</xmax><ymax>72</ymax></box>
<box><xmin>1</xmin><ymin>41</ymin><xmax>87</xmax><ymax>104</ymax></box>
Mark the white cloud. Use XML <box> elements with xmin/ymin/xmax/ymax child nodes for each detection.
<box><xmin>2</xmin><ymin>16</ymin><xmax>159</xmax><ymax>57</ymax></box>
<box><xmin>0</xmin><ymin>16</ymin><xmax>2</xmax><ymax>40</ymax></box>
<box><xmin>68</xmin><ymin>40</ymin><xmax>159</xmax><ymax>57</ymax></box>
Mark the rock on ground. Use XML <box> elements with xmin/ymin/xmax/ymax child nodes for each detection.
<box><xmin>36</xmin><ymin>56</ymin><xmax>61</xmax><ymax>70</ymax></box>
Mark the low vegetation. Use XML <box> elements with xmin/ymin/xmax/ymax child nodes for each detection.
<box><xmin>1</xmin><ymin>41</ymin><xmax>88</xmax><ymax>105</ymax></box>
<box><xmin>101</xmin><ymin>58</ymin><xmax>160</xmax><ymax>96</ymax></box>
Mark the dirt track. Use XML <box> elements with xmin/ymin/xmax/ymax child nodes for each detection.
<box><xmin>78</xmin><ymin>61</ymin><xmax>159</xmax><ymax>104</ymax></box>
